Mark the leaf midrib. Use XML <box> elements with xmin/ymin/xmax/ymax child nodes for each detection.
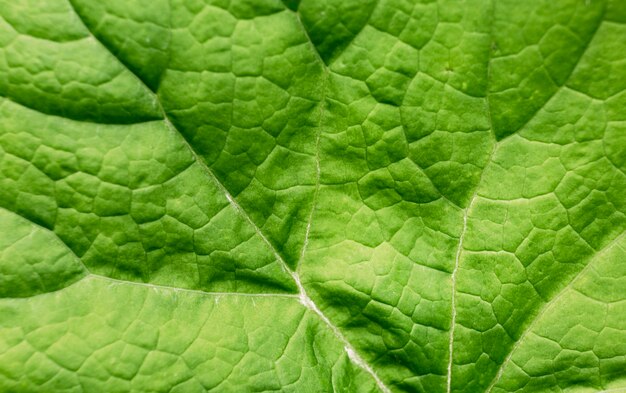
<box><xmin>13</xmin><ymin>1</ymin><xmax>618</xmax><ymax>391</ymax></box>
<box><xmin>62</xmin><ymin>1</ymin><xmax>392</xmax><ymax>392</ymax></box>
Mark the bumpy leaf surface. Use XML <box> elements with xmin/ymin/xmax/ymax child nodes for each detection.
<box><xmin>1</xmin><ymin>0</ymin><xmax>626</xmax><ymax>392</ymax></box>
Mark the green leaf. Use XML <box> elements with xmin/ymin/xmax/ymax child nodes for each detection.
<box><xmin>1</xmin><ymin>0</ymin><xmax>625</xmax><ymax>392</ymax></box>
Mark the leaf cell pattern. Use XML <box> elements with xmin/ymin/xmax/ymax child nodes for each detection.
<box><xmin>0</xmin><ymin>0</ymin><xmax>625</xmax><ymax>392</ymax></box>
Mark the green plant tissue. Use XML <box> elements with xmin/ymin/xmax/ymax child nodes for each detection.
<box><xmin>0</xmin><ymin>0</ymin><xmax>625</xmax><ymax>392</ymax></box>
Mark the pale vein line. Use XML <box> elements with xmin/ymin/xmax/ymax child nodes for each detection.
<box><xmin>289</xmin><ymin>9</ymin><xmax>391</xmax><ymax>392</ymax></box>
<box><xmin>297</xmin><ymin>67</ymin><xmax>327</xmax><ymax>270</ymax></box>
<box><xmin>485</xmin><ymin>232</ymin><xmax>626</xmax><ymax>393</ymax></box>
<box><xmin>446</xmin><ymin>14</ymin><xmax>500</xmax><ymax>386</ymax></box>
<box><xmin>0</xmin><ymin>208</ymin><xmax>300</xmax><ymax>300</ymax></box>
<box><xmin>219</xmin><ymin>176</ymin><xmax>392</xmax><ymax>393</ymax></box>
<box><xmin>598</xmin><ymin>387</ymin><xmax>626</xmax><ymax>393</ymax></box>
<box><xmin>446</xmin><ymin>197</ymin><xmax>471</xmax><ymax>393</ymax></box>
<box><xmin>66</xmin><ymin>3</ymin><xmax>390</xmax><ymax>391</ymax></box>
<box><xmin>480</xmin><ymin>11</ymin><xmax>610</xmax><ymax>392</ymax></box>
<box><xmin>445</xmin><ymin>160</ymin><xmax>496</xmax><ymax>393</ymax></box>
<box><xmin>89</xmin><ymin>274</ymin><xmax>300</xmax><ymax>298</ymax></box>
<box><xmin>446</xmin><ymin>128</ymin><xmax>502</xmax><ymax>393</ymax></box>
<box><xmin>6</xmin><ymin>275</ymin><xmax>300</xmax><ymax>301</ymax></box>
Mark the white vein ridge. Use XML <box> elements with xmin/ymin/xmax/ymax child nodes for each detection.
<box><xmin>292</xmin><ymin>272</ymin><xmax>391</xmax><ymax>393</ymax></box>
<box><xmin>446</xmin><ymin>199</ymin><xmax>471</xmax><ymax>393</ymax></box>
<box><xmin>67</xmin><ymin>3</ymin><xmax>390</xmax><ymax>389</ymax></box>
<box><xmin>223</xmin><ymin>182</ymin><xmax>391</xmax><ymax>393</ymax></box>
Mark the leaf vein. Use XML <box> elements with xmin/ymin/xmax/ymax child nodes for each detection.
<box><xmin>485</xmin><ymin>231</ymin><xmax>626</xmax><ymax>393</ymax></box>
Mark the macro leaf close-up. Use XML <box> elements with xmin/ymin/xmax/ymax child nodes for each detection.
<box><xmin>1</xmin><ymin>0</ymin><xmax>626</xmax><ymax>392</ymax></box>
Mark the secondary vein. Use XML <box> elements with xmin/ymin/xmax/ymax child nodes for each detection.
<box><xmin>485</xmin><ymin>231</ymin><xmax>626</xmax><ymax>392</ymax></box>
<box><xmin>65</xmin><ymin>2</ymin><xmax>390</xmax><ymax>391</ymax></box>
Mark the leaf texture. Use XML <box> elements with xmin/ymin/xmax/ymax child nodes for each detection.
<box><xmin>0</xmin><ymin>0</ymin><xmax>625</xmax><ymax>392</ymax></box>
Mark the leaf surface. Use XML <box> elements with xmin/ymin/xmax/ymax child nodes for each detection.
<box><xmin>1</xmin><ymin>0</ymin><xmax>625</xmax><ymax>392</ymax></box>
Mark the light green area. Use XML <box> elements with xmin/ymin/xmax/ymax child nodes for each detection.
<box><xmin>0</xmin><ymin>208</ymin><xmax>86</xmax><ymax>297</ymax></box>
<box><xmin>0</xmin><ymin>277</ymin><xmax>378</xmax><ymax>392</ymax></box>
<box><xmin>0</xmin><ymin>0</ymin><xmax>625</xmax><ymax>392</ymax></box>
<box><xmin>491</xmin><ymin>236</ymin><xmax>626</xmax><ymax>393</ymax></box>
<box><xmin>0</xmin><ymin>98</ymin><xmax>296</xmax><ymax>294</ymax></box>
